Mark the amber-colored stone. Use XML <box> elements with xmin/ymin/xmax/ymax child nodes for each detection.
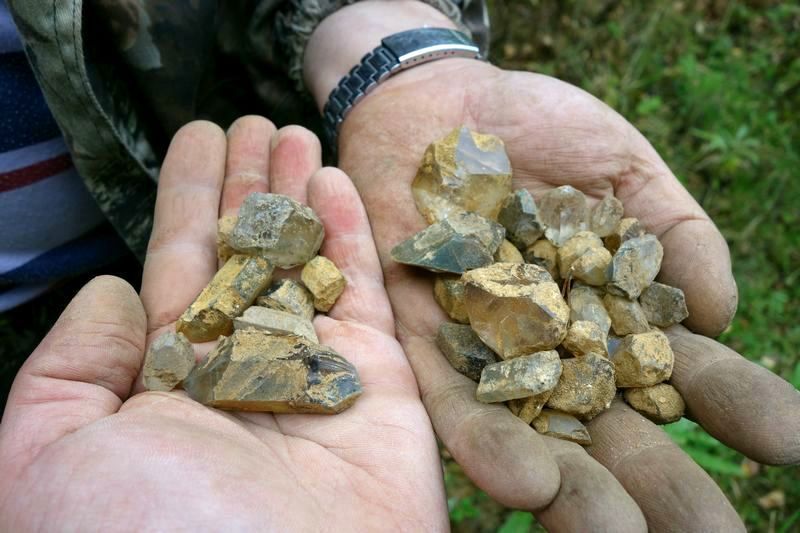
<box><xmin>546</xmin><ymin>353</ymin><xmax>616</xmax><ymax>420</ymax></box>
<box><xmin>256</xmin><ymin>279</ymin><xmax>315</xmax><ymax>321</ymax></box>
<box><xmin>603</xmin><ymin>293</ymin><xmax>650</xmax><ymax>336</ymax></box>
<box><xmin>434</xmin><ymin>276</ymin><xmax>469</xmax><ymax>324</ymax></box>
<box><xmin>494</xmin><ymin>240</ymin><xmax>524</xmax><ymax>263</ymax></box>
<box><xmin>532</xmin><ymin>409</ymin><xmax>592</xmax><ymax>446</ymax></box>
<box><xmin>233</xmin><ymin>306</ymin><xmax>318</xmax><ymax>343</ymax></box>
<box><xmin>227</xmin><ymin>193</ymin><xmax>324</xmax><ymax>268</ymax></box>
<box><xmin>463</xmin><ymin>263</ymin><xmax>569</xmax><ymax>358</ymax></box>
<box><xmin>604</xmin><ymin>217</ymin><xmax>645</xmax><ymax>253</ymax></box>
<box><xmin>569</xmin><ymin>285</ymin><xmax>611</xmax><ymax>334</ymax></box>
<box><xmin>611</xmin><ymin>330</ymin><xmax>674</xmax><ymax>387</ymax></box>
<box><xmin>558</xmin><ymin>231</ymin><xmax>603</xmax><ymax>278</ymax></box>
<box><xmin>639</xmin><ymin>282</ymin><xmax>689</xmax><ymax>327</ymax></box>
<box><xmin>508</xmin><ymin>391</ymin><xmax>552</xmax><ymax>424</ymax></box>
<box><xmin>476</xmin><ymin>350</ymin><xmax>562</xmax><ymax>403</ymax></box>
<box><xmin>183</xmin><ymin>329</ymin><xmax>362</xmax><ymax>414</ymax></box>
<box><xmin>391</xmin><ymin>212</ymin><xmax>504</xmax><ymax>274</ymax></box>
<box><xmin>623</xmin><ymin>383</ymin><xmax>685</xmax><ymax>424</ymax></box>
<box><xmin>524</xmin><ymin>239</ymin><xmax>560</xmax><ymax>280</ymax></box>
<box><xmin>412</xmin><ymin>127</ymin><xmax>512</xmax><ymax>223</ymax></box>
<box><xmin>590</xmin><ymin>196</ymin><xmax>624</xmax><ymax>237</ymax></box>
<box><xmin>562</xmin><ymin>321</ymin><xmax>608</xmax><ymax>357</ymax></box>
<box><xmin>497</xmin><ymin>189</ymin><xmax>544</xmax><ymax>248</ymax></box>
<box><xmin>217</xmin><ymin>215</ymin><xmax>238</xmax><ymax>265</ymax></box>
<box><xmin>177</xmin><ymin>254</ymin><xmax>274</xmax><ymax>342</ymax></box>
<box><xmin>301</xmin><ymin>256</ymin><xmax>346</xmax><ymax>312</ymax></box>
<box><xmin>538</xmin><ymin>186</ymin><xmax>589</xmax><ymax>246</ymax></box>
<box><xmin>436</xmin><ymin>322</ymin><xmax>497</xmax><ymax>381</ymax></box>
<box><xmin>143</xmin><ymin>332</ymin><xmax>194</xmax><ymax>392</ymax></box>
<box><xmin>607</xmin><ymin>235</ymin><xmax>664</xmax><ymax>299</ymax></box>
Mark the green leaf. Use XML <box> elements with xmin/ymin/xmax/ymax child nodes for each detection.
<box><xmin>498</xmin><ymin>511</ymin><xmax>534</xmax><ymax>533</ymax></box>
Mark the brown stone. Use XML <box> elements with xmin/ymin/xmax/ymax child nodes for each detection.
<box><xmin>177</xmin><ymin>254</ymin><xmax>274</xmax><ymax>342</ymax></box>
<box><xmin>590</xmin><ymin>196</ymin><xmax>624</xmax><ymax>237</ymax></box>
<box><xmin>143</xmin><ymin>332</ymin><xmax>194</xmax><ymax>392</ymax></box>
<box><xmin>497</xmin><ymin>189</ymin><xmax>544</xmax><ymax>248</ymax></box>
<box><xmin>611</xmin><ymin>330</ymin><xmax>674</xmax><ymax>387</ymax></box>
<box><xmin>546</xmin><ymin>353</ymin><xmax>616</xmax><ymax>420</ymax></box>
<box><xmin>570</xmin><ymin>247</ymin><xmax>612</xmax><ymax>286</ymax></box>
<box><xmin>256</xmin><ymin>279</ymin><xmax>315</xmax><ymax>321</ymax></box>
<box><xmin>233</xmin><ymin>306</ymin><xmax>318</xmax><ymax>343</ymax></box>
<box><xmin>524</xmin><ymin>239</ymin><xmax>559</xmax><ymax>280</ymax></box>
<box><xmin>562</xmin><ymin>321</ymin><xmax>608</xmax><ymax>357</ymax></box>
<box><xmin>183</xmin><ymin>329</ymin><xmax>362</xmax><ymax>414</ymax></box>
<box><xmin>412</xmin><ymin>127</ymin><xmax>512</xmax><ymax>223</ymax></box>
<box><xmin>508</xmin><ymin>391</ymin><xmax>552</xmax><ymax>424</ymax></box>
<box><xmin>639</xmin><ymin>282</ymin><xmax>689</xmax><ymax>327</ymax></box>
<box><xmin>494</xmin><ymin>239</ymin><xmax>524</xmax><ymax>263</ymax></box>
<box><xmin>217</xmin><ymin>215</ymin><xmax>238</xmax><ymax>265</ymax></box>
<box><xmin>623</xmin><ymin>383</ymin><xmax>685</xmax><ymax>424</ymax></box>
<box><xmin>301</xmin><ymin>256</ymin><xmax>347</xmax><ymax>312</ymax></box>
<box><xmin>436</xmin><ymin>322</ymin><xmax>498</xmax><ymax>381</ymax></box>
<box><xmin>434</xmin><ymin>276</ymin><xmax>469</xmax><ymax>324</ymax></box>
<box><xmin>532</xmin><ymin>409</ymin><xmax>592</xmax><ymax>446</ymax></box>
<box><xmin>569</xmin><ymin>285</ymin><xmax>611</xmax><ymax>334</ymax></box>
<box><xmin>604</xmin><ymin>217</ymin><xmax>645</xmax><ymax>253</ymax></box>
<box><xmin>603</xmin><ymin>293</ymin><xmax>651</xmax><ymax>336</ymax></box>
<box><xmin>558</xmin><ymin>231</ymin><xmax>603</xmax><ymax>278</ymax></box>
<box><xmin>538</xmin><ymin>186</ymin><xmax>589</xmax><ymax>247</ymax></box>
<box><xmin>476</xmin><ymin>350</ymin><xmax>562</xmax><ymax>403</ymax></box>
<box><xmin>607</xmin><ymin>235</ymin><xmax>664</xmax><ymax>299</ymax></box>
<box><xmin>463</xmin><ymin>263</ymin><xmax>569</xmax><ymax>358</ymax></box>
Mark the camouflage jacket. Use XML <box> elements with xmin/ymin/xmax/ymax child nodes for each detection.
<box><xmin>7</xmin><ymin>0</ymin><xmax>488</xmax><ymax>261</ymax></box>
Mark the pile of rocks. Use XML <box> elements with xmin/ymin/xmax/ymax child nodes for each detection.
<box><xmin>393</xmin><ymin>127</ymin><xmax>687</xmax><ymax>445</ymax></box>
<box><xmin>143</xmin><ymin>192</ymin><xmax>361</xmax><ymax>414</ymax></box>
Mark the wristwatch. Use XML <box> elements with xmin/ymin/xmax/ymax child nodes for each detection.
<box><xmin>322</xmin><ymin>27</ymin><xmax>482</xmax><ymax>151</ymax></box>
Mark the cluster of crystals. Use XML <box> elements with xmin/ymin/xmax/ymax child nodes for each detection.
<box><xmin>143</xmin><ymin>192</ymin><xmax>360</xmax><ymax>415</ymax></box>
<box><xmin>396</xmin><ymin>127</ymin><xmax>689</xmax><ymax>446</ymax></box>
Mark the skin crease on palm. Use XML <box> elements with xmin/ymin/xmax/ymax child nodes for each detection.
<box><xmin>0</xmin><ymin>119</ymin><xmax>448</xmax><ymax>531</ymax></box>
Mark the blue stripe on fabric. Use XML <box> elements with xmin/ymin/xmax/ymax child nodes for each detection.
<box><xmin>0</xmin><ymin>1</ymin><xmax>23</xmax><ymax>54</ymax></box>
<box><xmin>0</xmin><ymin>225</ymin><xmax>128</xmax><ymax>285</ymax></box>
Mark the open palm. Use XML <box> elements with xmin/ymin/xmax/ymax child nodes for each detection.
<box><xmin>336</xmin><ymin>59</ymin><xmax>800</xmax><ymax>532</ymax></box>
<box><xmin>0</xmin><ymin>119</ymin><xmax>446</xmax><ymax>531</ymax></box>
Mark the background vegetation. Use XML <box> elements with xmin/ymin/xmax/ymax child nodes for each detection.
<box><xmin>1</xmin><ymin>0</ymin><xmax>798</xmax><ymax>531</ymax></box>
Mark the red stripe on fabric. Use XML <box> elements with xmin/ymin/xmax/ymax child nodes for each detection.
<box><xmin>0</xmin><ymin>153</ymin><xmax>73</xmax><ymax>192</ymax></box>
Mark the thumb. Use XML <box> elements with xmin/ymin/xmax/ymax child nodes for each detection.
<box><xmin>0</xmin><ymin>276</ymin><xmax>146</xmax><ymax>478</ymax></box>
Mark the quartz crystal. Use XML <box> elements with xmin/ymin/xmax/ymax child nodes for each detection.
<box><xmin>476</xmin><ymin>350</ymin><xmax>562</xmax><ymax>403</ymax></box>
<box><xmin>538</xmin><ymin>186</ymin><xmax>589</xmax><ymax>247</ymax></box>
<box><xmin>494</xmin><ymin>240</ymin><xmax>524</xmax><ymax>263</ymax></box>
<box><xmin>217</xmin><ymin>215</ymin><xmax>238</xmax><ymax>265</ymax></box>
<box><xmin>558</xmin><ymin>231</ymin><xmax>604</xmax><ymax>279</ymax></box>
<box><xmin>497</xmin><ymin>190</ymin><xmax>544</xmax><ymax>248</ymax></box>
<box><xmin>607</xmin><ymin>234</ymin><xmax>664</xmax><ymax>299</ymax></box>
<box><xmin>233</xmin><ymin>306</ymin><xmax>318</xmax><ymax>343</ymax></box>
<box><xmin>508</xmin><ymin>391</ymin><xmax>552</xmax><ymax>424</ymax></box>
<box><xmin>532</xmin><ymin>409</ymin><xmax>592</xmax><ymax>446</ymax></box>
<box><xmin>569</xmin><ymin>286</ymin><xmax>611</xmax><ymax>334</ymax></box>
<box><xmin>143</xmin><ymin>332</ymin><xmax>194</xmax><ymax>392</ymax></box>
<box><xmin>562</xmin><ymin>320</ymin><xmax>608</xmax><ymax>357</ymax></box>
<box><xmin>463</xmin><ymin>263</ymin><xmax>569</xmax><ymax>358</ymax></box>
<box><xmin>412</xmin><ymin>127</ymin><xmax>512</xmax><ymax>223</ymax></box>
<box><xmin>590</xmin><ymin>195</ymin><xmax>624</xmax><ymax>237</ymax></box>
<box><xmin>436</xmin><ymin>322</ymin><xmax>498</xmax><ymax>381</ymax></box>
<box><xmin>623</xmin><ymin>383</ymin><xmax>685</xmax><ymax>424</ymax></box>
<box><xmin>434</xmin><ymin>276</ymin><xmax>470</xmax><ymax>324</ymax></box>
<box><xmin>603</xmin><ymin>293</ymin><xmax>651</xmax><ymax>336</ymax></box>
<box><xmin>611</xmin><ymin>330</ymin><xmax>674</xmax><ymax>387</ymax></box>
<box><xmin>523</xmin><ymin>239</ymin><xmax>560</xmax><ymax>280</ymax></box>
<box><xmin>256</xmin><ymin>279</ymin><xmax>315</xmax><ymax>321</ymax></box>
<box><xmin>604</xmin><ymin>217</ymin><xmax>645</xmax><ymax>253</ymax></box>
<box><xmin>639</xmin><ymin>282</ymin><xmax>689</xmax><ymax>327</ymax></box>
<box><xmin>546</xmin><ymin>353</ymin><xmax>616</xmax><ymax>420</ymax></box>
<box><xmin>301</xmin><ymin>256</ymin><xmax>347</xmax><ymax>312</ymax></box>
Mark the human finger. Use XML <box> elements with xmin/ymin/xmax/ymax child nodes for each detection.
<box><xmin>268</xmin><ymin>125</ymin><xmax>322</xmax><ymax>204</ymax></box>
<box><xmin>219</xmin><ymin>115</ymin><xmax>275</xmax><ymax>216</ymax></box>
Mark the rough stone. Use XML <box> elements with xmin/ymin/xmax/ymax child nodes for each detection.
<box><xmin>436</xmin><ymin>322</ymin><xmax>498</xmax><ymax>381</ymax></box>
<box><xmin>143</xmin><ymin>332</ymin><xmax>194</xmax><ymax>392</ymax></box>
<box><xmin>590</xmin><ymin>196</ymin><xmax>624</xmax><ymax>237</ymax></box>
<box><xmin>604</xmin><ymin>217</ymin><xmax>645</xmax><ymax>253</ymax></box>
<box><xmin>177</xmin><ymin>254</ymin><xmax>274</xmax><ymax>342</ymax></box>
<box><xmin>463</xmin><ymin>263</ymin><xmax>569</xmax><ymax>358</ymax></box>
<box><xmin>497</xmin><ymin>189</ymin><xmax>544</xmax><ymax>248</ymax></box>
<box><xmin>639</xmin><ymin>282</ymin><xmax>689</xmax><ymax>327</ymax></box>
<box><xmin>301</xmin><ymin>256</ymin><xmax>347</xmax><ymax>312</ymax></box>
<box><xmin>256</xmin><ymin>279</ymin><xmax>315</xmax><ymax>321</ymax></box>
<box><xmin>538</xmin><ymin>186</ymin><xmax>589</xmax><ymax>247</ymax></box>
<box><xmin>391</xmin><ymin>212</ymin><xmax>505</xmax><ymax>274</ymax></box>
<box><xmin>623</xmin><ymin>383</ymin><xmax>685</xmax><ymax>424</ymax></box>
<box><xmin>476</xmin><ymin>350</ymin><xmax>562</xmax><ymax>403</ymax></box>
<box><xmin>607</xmin><ymin>234</ymin><xmax>664</xmax><ymax>299</ymax></box>
<box><xmin>546</xmin><ymin>353</ymin><xmax>616</xmax><ymax>420</ymax></box>
<box><xmin>434</xmin><ymin>276</ymin><xmax>469</xmax><ymax>324</ymax></box>
<box><xmin>603</xmin><ymin>293</ymin><xmax>651</xmax><ymax>336</ymax></box>
<box><xmin>558</xmin><ymin>231</ymin><xmax>604</xmax><ymax>278</ymax></box>
<box><xmin>227</xmin><ymin>193</ymin><xmax>324</xmax><ymax>268</ymax></box>
<box><xmin>233</xmin><ymin>306</ymin><xmax>318</xmax><ymax>343</ymax></box>
<box><xmin>412</xmin><ymin>127</ymin><xmax>512</xmax><ymax>223</ymax></box>
<box><xmin>508</xmin><ymin>391</ymin><xmax>552</xmax><ymax>424</ymax></box>
<box><xmin>570</xmin><ymin>247</ymin><xmax>612</xmax><ymax>286</ymax></box>
<box><xmin>524</xmin><ymin>239</ymin><xmax>560</xmax><ymax>280</ymax></box>
<box><xmin>611</xmin><ymin>330</ymin><xmax>674</xmax><ymax>387</ymax></box>
<box><xmin>532</xmin><ymin>409</ymin><xmax>592</xmax><ymax>446</ymax></box>
<box><xmin>217</xmin><ymin>215</ymin><xmax>238</xmax><ymax>265</ymax></box>
<box><xmin>183</xmin><ymin>329</ymin><xmax>362</xmax><ymax>414</ymax></box>
<box><xmin>569</xmin><ymin>286</ymin><xmax>611</xmax><ymax>334</ymax></box>
<box><xmin>494</xmin><ymin>239</ymin><xmax>524</xmax><ymax>263</ymax></box>
<box><xmin>562</xmin><ymin>321</ymin><xmax>608</xmax><ymax>357</ymax></box>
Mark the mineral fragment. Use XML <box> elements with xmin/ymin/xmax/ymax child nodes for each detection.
<box><xmin>301</xmin><ymin>256</ymin><xmax>347</xmax><ymax>312</ymax></box>
<box><xmin>607</xmin><ymin>234</ymin><xmax>664</xmax><ymax>299</ymax></box>
<box><xmin>463</xmin><ymin>263</ymin><xmax>569</xmax><ymax>358</ymax></box>
<box><xmin>569</xmin><ymin>286</ymin><xmax>611</xmax><ymax>334</ymax></box>
<box><xmin>639</xmin><ymin>282</ymin><xmax>689</xmax><ymax>327</ymax></box>
<box><xmin>412</xmin><ymin>127</ymin><xmax>512</xmax><ymax>223</ymax></box>
<box><xmin>611</xmin><ymin>330</ymin><xmax>674</xmax><ymax>387</ymax></box>
<box><xmin>143</xmin><ymin>332</ymin><xmax>194</xmax><ymax>392</ymax></box>
<box><xmin>508</xmin><ymin>391</ymin><xmax>552</xmax><ymax>424</ymax></box>
<box><xmin>436</xmin><ymin>322</ymin><xmax>498</xmax><ymax>381</ymax></box>
<box><xmin>623</xmin><ymin>383</ymin><xmax>685</xmax><ymax>424</ymax></box>
<box><xmin>256</xmin><ymin>279</ymin><xmax>315</xmax><ymax>321</ymax></box>
<box><xmin>523</xmin><ymin>239</ymin><xmax>559</xmax><ymax>280</ymax></box>
<box><xmin>570</xmin><ymin>247</ymin><xmax>612</xmax><ymax>286</ymax></box>
<box><xmin>604</xmin><ymin>217</ymin><xmax>645</xmax><ymax>253</ymax></box>
<box><xmin>183</xmin><ymin>329</ymin><xmax>362</xmax><ymax>414</ymax></box>
<box><xmin>546</xmin><ymin>353</ymin><xmax>616</xmax><ymax>420</ymax></box>
<box><xmin>476</xmin><ymin>350</ymin><xmax>562</xmax><ymax>403</ymax></box>
<box><xmin>538</xmin><ymin>186</ymin><xmax>589</xmax><ymax>247</ymax></box>
<box><xmin>558</xmin><ymin>231</ymin><xmax>603</xmax><ymax>278</ymax></box>
<box><xmin>227</xmin><ymin>193</ymin><xmax>324</xmax><ymax>268</ymax></box>
<box><xmin>177</xmin><ymin>254</ymin><xmax>274</xmax><ymax>342</ymax></box>
<box><xmin>532</xmin><ymin>409</ymin><xmax>592</xmax><ymax>446</ymax></box>
<box><xmin>497</xmin><ymin>189</ymin><xmax>544</xmax><ymax>248</ymax></box>
<box><xmin>217</xmin><ymin>215</ymin><xmax>238</xmax><ymax>264</ymax></box>
<box><xmin>434</xmin><ymin>276</ymin><xmax>469</xmax><ymax>323</ymax></box>
<box><xmin>562</xmin><ymin>321</ymin><xmax>608</xmax><ymax>357</ymax></box>
<box><xmin>495</xmin><ymin>240</ymin><xmax>524</xmax><ymax>263</ymax></box>
<box><xmin>391</xmin><ymin>212</ymin><xmax>504</xmax><ymax>274</ymax></box>
<box><xmin>233</xmin><ymin>306</ymin><xmax>318</xmax><ymax>343</ymax></box>
<box><xmin>590</xmin><ymin>196</ymin><xmax>624</xmax><ymax>237</ymax></box>
<box><xmin>603</xmin><ymin>293</ymin><xmax>650</xmax><ymax>336</ymax></box>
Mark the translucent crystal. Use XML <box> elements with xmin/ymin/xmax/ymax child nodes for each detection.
<box><xmin>256</xmin><ymin>279</ymin><xmax>315</xmax><ymax>321</ymax></box>
<box><xmin>603</xmin><ymin>293</ymin><xmax>651</xmax><ymax>336</ymax></box>
<box><xmin>562</xmin><ymin>320</ymin><xmax>608</xmax><ymax>357</ymax></box>
<box><xmin>546</xmin><ymin>353</ymin><xmax>616</xmax><ymax>420</ymax></box>
<box><xmin>301</xmin><ymin>256</ymin><xmax>347</xmax><ymax>312</ymax></box>
<box><xmin>476</xmin><ymin>350</ymin><xmax>562</xmax><ymax>403</ymax></box>
<box><xmin>623</xmin><ymin>383</ymin><xmax>685</xmax><ymax>424</ymax></box>
<box><xmin>539</xmin><ymin>186</ymin><xmax>589</xmax><ymax>247</ymax></box>
<box><xmin>233</xmin><ymin>306</ymin><xmax>318</xmax><ymax>343</ymax></box>
<box><xmin>610</xmin><ymin>330</ymin><xmax>674</xmax><ymax>387</ymax></box>
<box><xmin>607</xmin><ymin>234</ymin><xmax>664</xmax><ymax>299</ymax></box>
<box><xmin>532</xmin><ymin>409</ymin><xmax>592</xmax><ymax>446</ymax></box>
<box><xmin>436</xmin><ymin>322</ymin><xmax>497</xmax><ymax>381</ymax></box>
<box><xmin>590</xmin><ymin>195</ymin><xmax>624</xmax><ymax>237</ymax></box>
<box><xmin>569</xmin><ymin>286</ymin><xmax>611</xmax><ymax>335</ymax></box>
<box><xmin>143</xmin><ymin>332</ymin><xmax>194</xmax><ymax>392</ymax></box>
<box><xmin>434</xmin><ymin>276</ymin><xmax>470</xmax><ymax>324</ymax></box>
<box><xmin>639</xmin><ymin>282</ymin><xmax>689</xmax><ymax>327</ymax></box>
<box><xmin>497</xmin><ymin>190</ymin><xmax>544</xmax><ymax>249</ymax></box>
